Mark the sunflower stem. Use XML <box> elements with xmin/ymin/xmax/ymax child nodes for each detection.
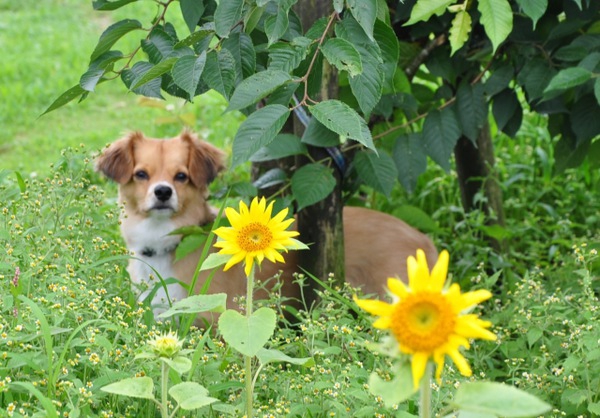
<box><xmin>419</xmin><ymin>362</ymin><xmax>433</xmax><ymax>418</ymax></box>
<box><xmin>245</xmin><ymin>265</ymin><xmax>255</xmax><ymax>418</ymax></box>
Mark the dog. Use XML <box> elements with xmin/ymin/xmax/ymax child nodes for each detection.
<box><xmin>96</xmin><ymin>131</ymin><xmax>438</xmax><ymax>315</ymax></box>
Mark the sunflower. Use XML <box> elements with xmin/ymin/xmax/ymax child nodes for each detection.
<box><xmin>147</xmin><ymin>331</ymin><xmax>183</xmax><ymax>358</ymax></box>
<box><xmin>213</xmin><ymin>197</ymin><xmax>300</xmax><ymax>276</ymax></box>
<box><xmin>354</xmin><ymin>249</ymin><xmax>497</xmax><ymax>389</ymax></box>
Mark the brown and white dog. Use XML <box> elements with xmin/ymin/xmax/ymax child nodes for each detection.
<box><xmin>96</xmin><ymin>131</ymin><xmax>438</xmax><ymax>315</ymax></box>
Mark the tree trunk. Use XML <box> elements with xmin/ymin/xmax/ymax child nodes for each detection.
<box><xmin>454</xmin><ymin>120</ymin><xmax>506</xmax><ymax>252</ymax></box>
<box><xmin>293</xmin><ymin>0</ymin><xmax>344</xmax><ymax>306</ymax></box>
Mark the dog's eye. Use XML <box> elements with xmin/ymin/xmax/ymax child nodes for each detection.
<box><xmin>174</xmin><ymin>172</ymin><xmax>188</xmax><ymax>182</ymax></box>
<box><xmin>134</xmin><ymin>170</ymin><xmax>149</xmax><ymax>180</ymax></box>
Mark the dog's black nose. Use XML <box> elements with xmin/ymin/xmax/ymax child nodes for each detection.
<box><xmin>154</xmin><ymin>185</ymin><xmax>173</xmax><ymax>202</ymax></box>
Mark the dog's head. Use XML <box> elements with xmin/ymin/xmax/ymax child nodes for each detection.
<box><xmin>96</xmin><ymin>131</ymin><xmax>225</xmax><ymax>218</ymax></box>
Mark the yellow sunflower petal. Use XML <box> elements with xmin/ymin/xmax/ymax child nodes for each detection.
<box><xmin>411</xmin><ymin>352</ymin><xmax>430</xmax><ymax>389</ymax></box>
<box><xmin>408</xmin><ymin>249</ymin><xmax>430</xmax><ymax>292</ymax></box>
<box><xmin>429</xmin><ymin>250</ymin><xmax>449</xmax><ymax>292</ymax></box>
<box><xmin>456</xmin><ymin>289</ymin><xmax>494</xmax><ymax>312</ymax></box>
<box><xmin>372</xmin><ymin>316</ymin><xmax>392</xmax><ymax>329</ymax></box>
<box><xmin>455</xmin><ymin>315</ymin><xmax>497</xmax><ymax>341</ymax></box>
<box><xmin>433</xmin><ymin>350</ymin><xmax>445</xmax><ymax>383</ymax></box>
<box><xmin>387</xmin><ymin>278</ymin><xmax>408</xmax><ymax>299</ymax></box>
<box><xmin>353</xmin><ymin>296</ymin><xmax>394</xmax><ymax>317</ymax></box>
<box><xmin>223</xmin><ymin>251</ymin><xmax>245</xmax><ymax>271</ymax></box>
<box><xmin>447</xmin><ymin>347</ymin><xmax>472</xmax><ymax>377</ymax></box>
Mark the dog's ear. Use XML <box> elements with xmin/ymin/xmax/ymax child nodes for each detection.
<box><xmin>96</xmin><ymin>132</ymin><xmax>143</xmax><ymax>184</ymax></box>
<box><xmin>182</xmin><ymin>131</ymin><xmax>226</xmax><ymax>187</ymax></box>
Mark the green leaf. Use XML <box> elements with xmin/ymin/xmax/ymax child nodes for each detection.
<box><xmin>10</xmin><ymin>382</ymin><xmax>58</xmax><ymax>418</ymax></box>
<box><xmin>518</xmin><ymin>59</ymin><xmax>556</xmax><ymax>100</ymax></box>
<box><xmin>264</xmin><ymin>6</ymin><xmax>289</xmax><ymax>45</ymax></box>
<box><xmin>169</xmin><ymin>382</ymin><xmax>219</xmax><ymax>410</ymax></box>
<box><xmin>291</xmin><ymin>163</ymin><xmax>336</xmax><ymax>210</ymax></box>
<box><xmin>157</xmin><ymin>294</ymin><xmax>227</xmax><ymax>319</ymax></box>
<box><xmin>142</xmin><ymin>28</ymin><xmax>176</xmax><ymax>64</ymax></box>
<box><xmin>161</xmin><ymin>356</ymin><xmax>192</xmax><ymax>374</ymax></box>
<box><xmin>368</xmin><ymin>362</ymin><xmax>416</xmax><ymax>408</ymax></box>
<box><xmin>374</xmin><ymin>20</ymin><xmax>399</xmax><ymax>92</ymax></box>
<box><xmin>256</xmin><ymin>348</ymin><xmax>314</xmax><ymax>367</ymax></box>
<box><xmin>42</xmin><ymin>84</ymin><xmax>86</xmax><ymax>115</ymax></box>
<box><xmin>215</xmin><ymin>0</ymin><xmax>244</xmax><ymax>38</ymax></box>
<box><xmin>456</xmin><ymin>82</ymin><xmax>487</xmax><ymax>143</ymax></box>
<box><xmin>449</xmin><ymin>9</ymin><xmax>472</xmax><ymax>55</ymax></box>
<box><xmin>353</xmin><ymin>150</ymin><xmax>398</xmax><ymax>197</ymax></box>
<box><xmin>320</xmin><ymin>38</ymin><xmax>363</xmax><ymax>77</ymax></box>
<box><xmin>202</xmin><ymin>49</ymin><xmax>236</xmax><ymax>99</ymax></box>
<box><xmin>405</xmin><ymin>0</ymin><xmax>454</xmax><ymax>25</ymax></box>
<box><xmin>423</xmin><ymin>107</ymin><xmax>461</xmax><ymax>172</ymax></box>
<box><xmin>453</xmin><ymin>382</ymin><xmax>552</xmax><ymax>417</ymax></box>
<box><xmin>309</xmin><ymin>100</ymin><xmax>375</xmax><ymax>151</ymax></box>
<box><xmin>175</xmin><ymin>232</ymin><xmax>207</xmax><ymax>261</ymax></box>
<box><xmin>175</xmin><ymin>29</ymin><xmax>214</xmax><ymax>49</ymax></box>
<box><xmin>172</xmin><ymin>53</ymin><xmax>207</xmax><ymax>99</ymax></box>
<box><xmin>101</xmin><ymin>377</ymin><xmax>155</xmax><ymax>400</ymax></box>
<box><xmin>393</xmin><ymin>205</ymin><xmax>441</xmax><ymax>234</ymax></box>
<box><xmin>222</xmin><ymin>32</ymin><xmax>256</xmax><ymax>82</ymax></box>
<box><xmin>131</xmin><ymin>57</ymin><xmax>178</xmax><ymax>90</ymax></box>
<box><xmin>218</xmin><ymin>307</ymin><xmax>277</xmax><ymax>357</ymax></box>
<box><xmin>478</xmin><ymin>0</ymin><xmax>513</xmax><ymax>53</ymax></box>
<box><xmin>80</xmin><ymin>51</ymin><xmax>124</xmax><ymax>92</ymax></box>
<box><xmin>93</xmin><ymin>0</ymin><xmax>138</xmax><ymax>11</ymax></box>
<box><xmin>301</xmin><ymin>118</ymin><xmax>340</xmax><ymax>147</ymax></box>
<box><xmin>484</xmin><ymin>65</ymin><xmax>514</xmax><ymax>97</ymax></box>
<box><xmin>231</xmin><ymin>104</ymin><xmax>290</xmax><ymax>168</ymax></box>
<box><xmin>250</xmin><ymin>134</ymin><xmax>307</xmax><ymax>162</ymax></box>
<box><xmin>492</xmin><ymin>89</ymin><xmax>520</xmax><ymax>132</ymax></box>
<box><xmin>595</xmin><ymin>78</ymin><xmax>600</xmax><ymax>105</ymax></box>
<box><xmin>543</xmin><ymin>67</ymin><xmax>592</xmax><ymax>99</ymax></box>
<box><xmin>227</xmin><ymin>69</ymin><xmax>292</xmax><ymax>112</ymax></box>
<box><xmin>526</xmin><ymin>327</ymin><xmax>543</xmax><ymax>346</ymax></box>
<box><xmin>180</xmin><ymin>0</ymin><xmax>205</xmax><ymax>33</ymax></box>
<box><xmin>121</xmin><ymin>62</ymin><xmax>163</xmax><ymax>99</ymax></box>
<box><xmin>347</xmin><ymin>0</ymin><xmax>377</xmax><ymax>41</ymax></box>
<box><xmin>515</xmin><ymin>0</ymin><xmax>547</xmax><ymax>29</ymax></box>
<box><xmin>571</xmin><ymin>95</ymin><xmax>600</xmax><ymax>144</ymax></box>
<box><xmin>90</xmin><ymin>19</ymin><xmax>141</xmax><ymax>62</ymax></box>
<box><xmin>268</xmin><ymin>38</ymin><xmax>311</xmax><ymax>72</ymax></box>
<box><xmin>253</xmin><ymin>168</ymin><xmax>287</xmax><ymax>189</ymax></box>
<box><xmin>393</xmin><ymin>133</ymin><xmax>427</xmax><ymax>194</ymax></box>
<box><xmin>199</xmin><ymin>252</ymin><xmax>231</xmax><ymax>271</ymax></box>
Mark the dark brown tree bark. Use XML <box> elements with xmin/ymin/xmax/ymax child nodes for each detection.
<box><xmin>454</xmin><ymin>121</ymin><xmax>506</xmax><ymax>252</ymax></box>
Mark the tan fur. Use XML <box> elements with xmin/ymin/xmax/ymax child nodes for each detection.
<box><xmin>97</xmin><ymin>131</ymin><xmax>438</xmax><ymax>313</ymax></box>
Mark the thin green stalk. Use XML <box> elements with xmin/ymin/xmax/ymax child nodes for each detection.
<box><xmin>161</xmin><ymin>360</ymin><xmax>169</xmax><ymax>418</ymax></box>
<box><xmin>419</xmin><ymin>362</ymin><xmax>433</xmax><ymax>418</ymax></box>
<box><xmin>245</xmin><ymin>266</ymin><xmax>255</xmax><ymax>418</ymax></box>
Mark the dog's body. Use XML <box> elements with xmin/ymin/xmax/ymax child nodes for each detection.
<box><xmin>97</xmin><ymin>131</ymin><xmax>438</xmax><ymax>313</ymax></box>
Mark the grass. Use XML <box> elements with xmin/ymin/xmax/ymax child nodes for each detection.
<box><xmin>1</xmin><ymin>0</ymin><xmax>600</xmax><ymax>417</ymax></box>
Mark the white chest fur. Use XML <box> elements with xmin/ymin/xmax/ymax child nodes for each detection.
<box><xmin>123</xmin><ymin>216</ymin><xmax>188</xmax><ymax>315</ymax></box>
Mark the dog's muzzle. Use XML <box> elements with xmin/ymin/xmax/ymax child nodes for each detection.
<box><xmin>148</xmin><ymin>183</ymin><xmax>178</xmax><ymax>212</ymax></box>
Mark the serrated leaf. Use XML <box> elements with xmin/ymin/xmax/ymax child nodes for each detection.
<box><xmin>320</xmin><ymin>38</ymin><xmax>363</xmax><ymax>77</ymax></box>
<box><xmin>180</xmin><ymin>0</ymin><xmax>205</xmax><ymax>34</ymax></box>
<box><xmin>492</xmin><ymin>89</ymin><xmax>519</xmax><ymax>132</ymax></box>
<box><xmin>453</xmin><ymin>382</ymin><xmax>552</xmax><ymax>417</ymax></box>
<box><xmin>131</xmin><ymin>57</ymin><xmax>178</xmax><ymax>90</ymax></box>
<box><xmin>393</xmin><ymin>133</ymin><xmax>427</xmax><ymax>193</ymax></box>
<box><xmin>231</xmin><ymin>105</ymin><xmax>290</xmax><ymax>168</ymax></box>
<box><xmin>515</xmin><ymin>0</ymin><xmax>547</xmax><ymax>29</ymax></box>
<box><xmin>543</xmin><ymin>67</ymin><xmax>592</xmax><ymax>99</ymax></box>
<box><xmin>256</xmin><ymin>348</ymin><xmax>314</xmax><ymax>367</ymax></box>
<box><xmin>449</xmin><ymin>9</ymin><xmax>472</xmax><ymax>55</ymax></box>
<box><xmin>218</xmin><ymin>307</ymin><xmax>276</xmax><ymax>357</ymax></box>
<box><xmin>456</xmin><ymin>82</ymin><xmax>487</xmax><ymax>143</ymax></box>
<box><xmin>42</xmin><ymin>85</ymin><xmax>86</xmax><ymax>115</ymax></box>
<box><xmin>215</xmin><ymin>0</ymin><xmax>244</xmax><ymax>38</ymax></box>
<box><xmin>405</xmin><ymin>0</ymin><xmax>454</xmax><ymax>25</ymax></box>
<box><xmin>264</xmin><ymin>7</ymin><xmax>289</xmax><ymax>45</ymax></box>
<box><xmin>291</xmin><ymin>163</ymin><xmax>336</xmax><ymax>210</ymax></box>
<box><xmin>374</xmin><ymin>20</ymin><xmax>399</xmax><ymax>92</ymax></box>
<box><xmin>571</xmin><ymin>95</ymin><xmax>600</xmax><ymax>144</ymax></box>
<box><xmin>222</xmin><ymin>32</ymin><xmax>256</xmax><ymax>82</ymax></box>
<box><xmin>251</xmin><ymin>134</ymin><xmax>307</xmax><ymax>162</ymax></box>
<box><xmin>253</xmin><ymin>168</ymin><xmax>287</xmax><ymax>189</ymax></box>
<box><xmin>203</xmin><ymin>49</ymin><xmax>236</xmax><ymax>99</ymax></box>
<box><xmin>268</xmin><ymin>38</ymin><xmax>310</xmax><ymax>72</ymax></box>
<box><xmin>175</xmin><ymin>29</ymin><xmax>214</xmax><ymax>49</ymax></box>
<box><xmin>301</xmin><ymin>118</ymin><xmax>340</xmax><ymax>147</ymax></box>
<box><xmin>101</xmin><ymin>377</ymin><xmax>155</xmax><ymax>400</ymax></box>
<box><xmin>353</xmin><ymin>150</ymin><xmax>398</xmax><ymax>197</ymax></box>
<box><xmin>518</xmin><ymin>59</ymin><xmax>556</xmax><ymax>100</ymax></box>
<box><xmin>227</xmin><ymin>69</ymin><xmax>291</xmax><ymax>112</ymax></box>
<box><xmin>595</xmin><ymin>78</ymin><xmax>600</xmax><ymax>105</ymax></box>
<box><xmin>347</xmin><ymin>0</ymin><xmax>377</xmax><ymax>41</ymax></box>
<box><xmin>121</xmin><ymin>62</ymin><xmax>163</xmax><ymax>99</ymax></box>
<box><xmin>309</xmin><ymin>100</ymin><xmax>376</xmax><ymax>151</ymax></box>
<box><xmin>80</xmin><ymin>51</ymin><xmax>124</xmax><ymax>92</ymax></box>
<box><xmin>484</xmin><ymin>65</ymin><xmax>514</xmax><ymax>97</ymax></box>
<box><xmin>169</xmin><ymin>382</ymin><xmax>219</xmax><ymax>410</ymax></box>
<box><xmin>172</xmin><ymin>52</ymin><xmax>207</xmax><ymax>99</ymax></box>
<box><xmin>478</xmin><ymin>0</ymin><xmax>513</xmax><ymax>53</ymax></box>
<box><xmin>423</xmin><ymin>107</ymin><xmax>461</xmax><ymax>172</ymax></box>
<box><xmin>158</xmin><ymin>294</ymin><xmax>227</xmax><ymax>319</ymax></box>
<box><xmin>93</xmin><ymin>0</ymin><xmax>138</xmax><ymax>11</ymax></box>
<box><xmin>142</xmin><ymin>28</ymin><xmax>176</xmax><ymax>64</ymax></box>
<box><xmin>90</xmin><ymin>19</ymin><xmax>141</xmax><ymax>62</ymax></box>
